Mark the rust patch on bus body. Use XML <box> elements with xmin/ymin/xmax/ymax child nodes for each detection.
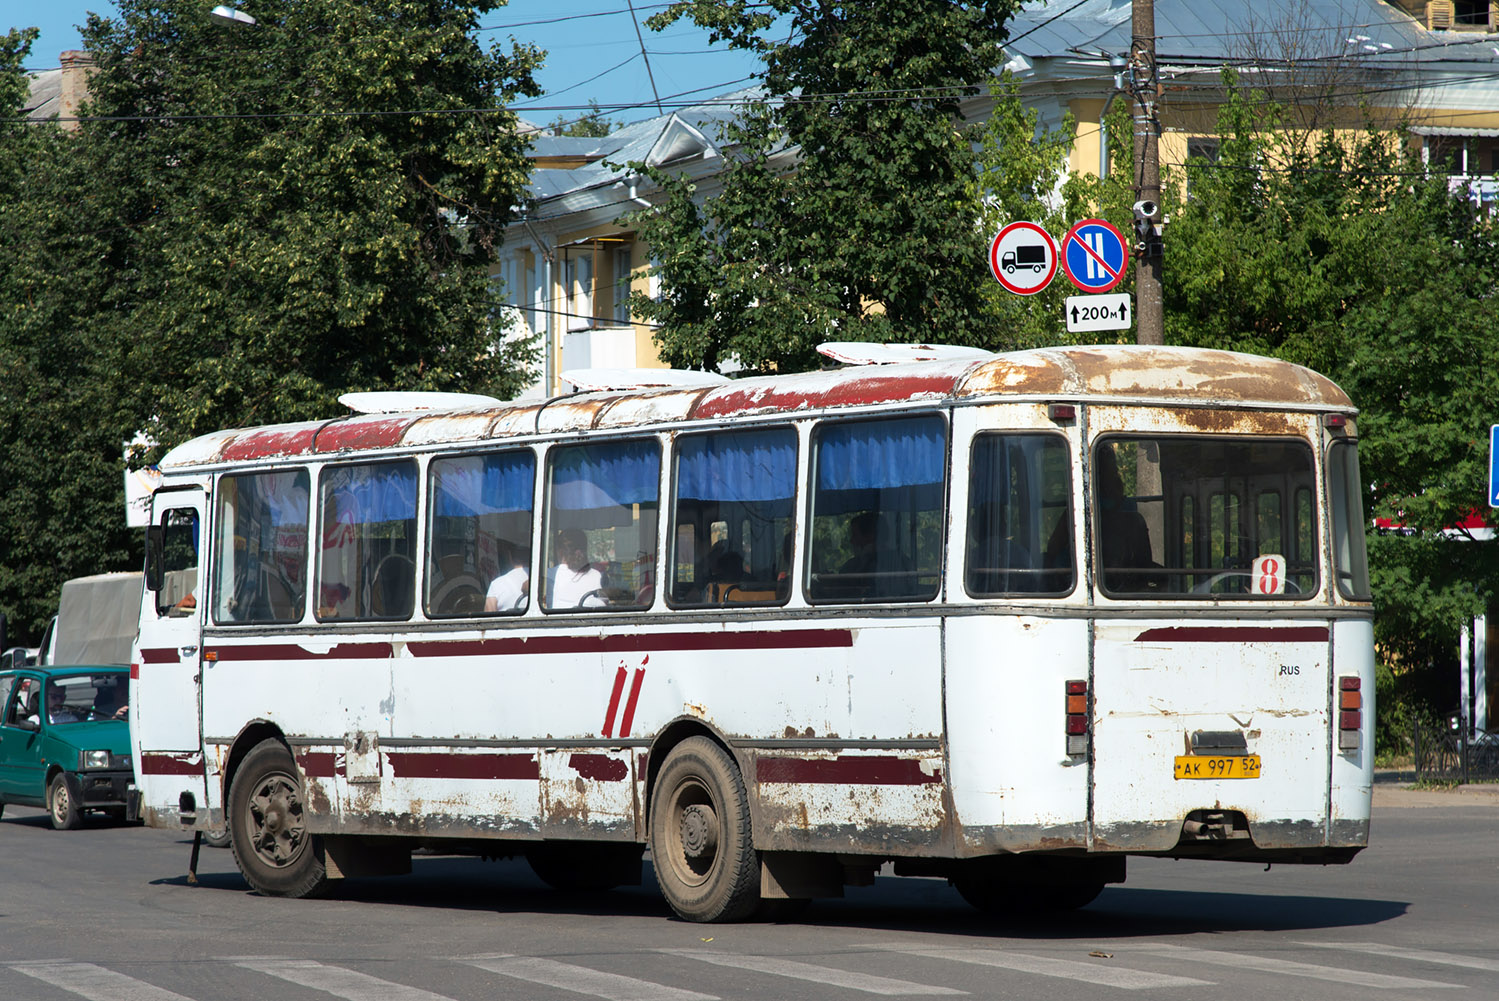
<box><xmin>959</xmin><ymin>345</ymin><xmax>1352</xmax><ymax>409</ymax></box>
<box><xmin>219</xmin><ymin>425</ymin><xmax>321</xmax><ymax>462</ymax></box>
<box><xmin>315</xmin><ymin>416</ymin><xmax>415</xmax><ymax>453</ymax></box>
<box><xmin>693</xmin><ymin>363</ymin><xmax>975</xmax><ymax>420</ymax></box>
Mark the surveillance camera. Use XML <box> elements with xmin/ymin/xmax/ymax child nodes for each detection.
<box><xmin>1132</xmin><ymin>200</ymin><xmax>1158</xmax><ymax>219</ymax></box>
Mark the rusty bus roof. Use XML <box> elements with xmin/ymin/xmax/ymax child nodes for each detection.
<box><xmin>159</xmin><ymin>345</ymin><xmax>1352</xmax><ymax>470</ymax></box>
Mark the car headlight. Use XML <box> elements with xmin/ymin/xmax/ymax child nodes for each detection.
<box><xmin>81</xmin><ymin>749</ymin><xmax>112</xmax><ymax>769</ymax></box>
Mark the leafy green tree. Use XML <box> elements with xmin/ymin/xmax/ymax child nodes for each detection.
<box><xmin>79</xmin><ymin>0</ymin><xmax>542</xmax><ymax>450</ymax></box>
<box><xmin>627</xmin><ymin>0</ymin><xmax>1017</xmax><ymax>374</ymax></box>
<box><xmin>0</xmin><ymin>3</ymin><xmax>543</xmax><ymax>641</ymax></box>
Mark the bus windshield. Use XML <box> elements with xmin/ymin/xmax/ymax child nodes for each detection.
<box><xmin>1094</xmin><ymin>436</ymin><xmax>1318</xmax><ymax>598</ymax></box>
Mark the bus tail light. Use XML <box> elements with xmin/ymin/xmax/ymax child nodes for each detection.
<box><xmin>1066</xmin><ymin>680</ymin><xmax>1089</xmax><ymax>756</ymax></box>
<box><xmin>1338</xmin><ymin>676</ymin><xmax>1361</xmax><ymax>750</ymax></box>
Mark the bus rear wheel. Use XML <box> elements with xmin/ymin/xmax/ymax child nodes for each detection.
<box><xmin>649</xmin><ymin>737</ymin><xmax>759</xmax><ymax>923</ymax></box>
<box><xmin>228</xmin><ymin>739</ymin><xmax>329</xmax><ymax>898</ymax></box>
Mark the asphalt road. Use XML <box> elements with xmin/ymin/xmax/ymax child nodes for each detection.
<box><xmin>1</xmin><ymin>790</ymin><xmax>1496</xmax><ymax>1001</ymax></box>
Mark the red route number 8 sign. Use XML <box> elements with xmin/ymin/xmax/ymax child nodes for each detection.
<box><xmin>1252</xmin><ymin>554</ymin><xmax>1286</xmax><ymax>595</ymax></box>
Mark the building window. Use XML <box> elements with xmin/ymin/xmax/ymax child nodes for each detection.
<box><xmin>564</xmin><ymin>250</ymin><xmax>594</xmax><ymax>331</ymax></box>
<box><xmin>613</xmin><ymin>246</ymin><xmax>633</xmax><ymax>325</ymax></box>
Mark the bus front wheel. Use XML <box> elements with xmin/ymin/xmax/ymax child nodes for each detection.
<box><xmin>228</xmin><ymin>739</ymin><xmax>329</xmax><ymax>898</ymax></box>
<box><xmin>649</xmin><ymin>737</ymin><xmax>759</xmax><ymax>922</ymax></box>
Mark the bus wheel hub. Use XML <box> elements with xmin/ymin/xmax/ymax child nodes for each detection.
<box><xmin>680</xmin><ymin>804</ymin><xmax>718</xmax><ymax>859</ymax></box>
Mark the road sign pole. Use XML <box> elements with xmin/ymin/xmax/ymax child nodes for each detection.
<box><xmin>1131</xmin><ymin>0</ymin><xmax>1164</xmax><ymax>346</ymax></box>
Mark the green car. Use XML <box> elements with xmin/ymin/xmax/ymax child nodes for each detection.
<box><xmin>0</xmin><ymin>666</ymin><xmax>133</xmax><ymax>829</ymax></box>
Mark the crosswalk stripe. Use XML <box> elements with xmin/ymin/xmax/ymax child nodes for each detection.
<box><xmin>1302</xmin><ymin>941</ymin><xmax>1499</xmax><ymax>973</ymax></box>
<box><xmin>1130</xmin><ymin>943</ymin><xmax>1466</xmax><ymax>989</ymax></box>
<box><xmin>860</xmin><ymin>944</ymin><xmax>1210</xmax><ymax>990</ymax></box>
<box><xmin>7</xmin><ymin>961</ymin><xmax>195</xmax><ymax>1001</ymax></box>
<box><xmin>232</xmin><ymin>957</ymin><xmax>459</xmax><ymax>1001</ymax></box>
<box><xmin>461</xmin><ymin>954</ymin><xmax>718</xmax><ymax>1001</ymax></box>
<box><xmin>660</xmin><ymin>949</ymin><xmax>966</xmax><ymax>995</ymax></box>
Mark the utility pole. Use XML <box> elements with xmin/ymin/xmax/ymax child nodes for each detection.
<box><xmin>1130</xmin><ymin>0</ymin><xmax>1164</xmax><ymax>346</ymax></box>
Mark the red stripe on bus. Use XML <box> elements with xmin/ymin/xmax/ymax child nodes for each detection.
<box><xmin>139</xmin><ymin>648</ymin><xmax>179</xmax><ymax>664</ymax></box>
<box><xmin>205</xmin><ymin>642</ymin><xmax>395</xmax><ymax>661</ymax></box>
<box><xmin>406</xmin><ymin>629</ymin><xmax>854</xmax><ymax>658</ymax></box>
<box><xmin>139</xmin><ymin>752</ymin><xmax>204</xmax><ymax>776</ymax></box>
<box><xmin>618</xmin><ymin>668</ymin><xmax>645</xmax><ymax>738</ymax></box>
<box><xmin>602</xmin><ymin>666</ymin><xmax>627</xmax><ymax>738</ymax></box>
<box><xmin>1133</xmin><ymin>626</ymin><xmax>1330</xmax><ymax>643</ymax></box>
<box><xmin>296</xmin><ymin>751</ymin><xmax>339</xmax><ymax>778</ymax></box>
<box><xmin>756</xmin><ymin>756</ymin><xmax>942</xmax><ymax>786</ymax></box>
<box><xmin>568</xmin><ymin>753</ymin><xmax>629</xmax><ymax>782</ymax></box>
<box><xmin>387</xmin><ymin>751</ymin><xmax>540</xmax><ymax>780</ymax></box>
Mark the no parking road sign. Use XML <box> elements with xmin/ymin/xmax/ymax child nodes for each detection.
<box><xmin>1062</xmin><ymin>218</ymin><xmax>1129</xmax><ymax>293</ymax></box>
<box><xmin>989</xmin><ymin>221</ymin><xmax>1058</xmax><ymax>295</ymax></box>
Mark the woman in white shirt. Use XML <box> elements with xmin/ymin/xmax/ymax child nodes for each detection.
<box><xmin>546</xmin><ymin>528</ymin><xmax>605</xmax><ymax>609</ymax></box>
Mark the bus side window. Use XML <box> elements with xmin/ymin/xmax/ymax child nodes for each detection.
<box><xmin>426</xmin><ymin>450</ymin><xmax>536</xmax><ymax>617</ymax></box>
<box><xmin>543</xmin><ymin>439</ymin><xmax>660</xmax><ymax>612</ymax></box>
<box><xmin>669</xmin><ymin>427</ymin><xmax>796</xmax><ymax>608</ymax></box>
<box><xmin>155</xmin><ymin>508</ymin><xmax>200</xmax><ymax>617</ymax></box>
<box><xmin>966</xmin><ymin>434</ymin><xmax>1073</xmax><ymax>597</ymax></box>
<box><xmin>317</xmin><ymin>461</ymin><xmax>418</xmax><ymax>621</ymax></box>
<box><xmin>808</xmin><ymin>415</ymin><xmax>945</xmax><ymax>603</ymax></box>
<box><xmin>214</xmin><ymin>470</ymin><xmax>310</xmax><ymax>625</ymax></box>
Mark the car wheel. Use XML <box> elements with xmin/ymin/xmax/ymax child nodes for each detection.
<box><xmin>204</xmin><ymin>828</ymin><xmax>233</xmax><ymax>849</ymax></box>
<box><xmin>649</xmin><ymin>736</ymin><xmax>759</xmax><ymax>923</ymax></box>
<box><xmin>228</xmin><ymin>739</ymin><xmax>329</xmax><ymax>898</ymax></box>
<box><xmin>48</xmin><ymin>773</ymin><xmax>81</xmax><ymax>831</ymax></box>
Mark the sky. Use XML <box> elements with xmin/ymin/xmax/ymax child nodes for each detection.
<box><xmin>3</xmin><ymin>0</ymin><xmax>766</xmax><ymax>126</ymax></box>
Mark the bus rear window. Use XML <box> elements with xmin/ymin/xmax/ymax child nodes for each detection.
<box><xmin>808</xmin><ymin>415</ymin><xmax>945</xmax><ymax>603</ymax></box>
<box><xmin>966</xmin><ymin>434</ymin><xmax>1073</xmax><ymax>596</ymax></box>
<box><xmin>1094</xmin><ymin>437</ymin><xmax>1318</xmax><ymax>598</ymax></box>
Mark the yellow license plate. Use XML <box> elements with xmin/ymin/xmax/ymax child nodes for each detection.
<box><xmin>1174</xmin><ymin>754</ymin><xmax>1261</xmax><ymax>780</ymax></box>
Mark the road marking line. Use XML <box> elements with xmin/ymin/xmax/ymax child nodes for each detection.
<box><xmin>7</xmin><ymin>961</ymin><xmax>195</xmax><ymax>1001</ymax></box>
<box><xmin>463</xmin><ymin>954</ymin><xmax>717</xmax><ymax>1001</ymax></box>
<box><xmin>1131</xmin><ymin>944</ymin><xmax>1465</xmax><ymax>989</ymax></box>
<box><xmin>859</xmin><ymin>943</ymin><xmax>1209</xmax><ymax>990</ymax></box>
<box><xmin>659</xmin><ymin>949</ymin><xmax>965</xmax><ymax>995</ymax></box>
<box><xmin>233</xmin><ymin>957</ymin><xmax>458</xmax><ymax>1000</ymax></box>
<box><xmin>1301</xmin><ymin>941</ymin><xmax>1499</xmax><ymax>973</ymax></box>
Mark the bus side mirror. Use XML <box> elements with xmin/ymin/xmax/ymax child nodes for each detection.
<box><xmin>145</xmin><ymin>525</ymin><xmax>164</xmax><ymax>592</ymax></box>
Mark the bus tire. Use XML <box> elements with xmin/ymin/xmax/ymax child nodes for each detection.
<box><xmin>48</xmin><ymin>773</ymin><xmax>80</xmax><ymax>830</ymax></box>
<box><xmin>954</xmin><ymin>877</ymin><xmax>1103</xmax><ymax>914</ymax></box>
<box><xmin>228</xmin><ymin>739</ymin><xmax>329</xmax><ymax>898</ymax></box>
<box><xmin>649</xmin><ymin>736</ymin><xmax>759</xmax><ymax>923</ymax></box>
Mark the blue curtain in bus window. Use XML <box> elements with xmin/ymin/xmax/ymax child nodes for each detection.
<box><xmin>551</xmin><ymin>440</ymin><xmax>660</xmax><ymax>514</ymax></box>
<box><xmin>814</xmin><ymin>416</ymin><xmax>945</xmax><ymax>514</ymax></box>
<box><xmin>319</xmin><ymin>461</ymin><xmax>417</xmax><ymax>620</ymax></box>
<box><xmin>676</xmin><ymin>428</ymin><xmax>796</xmax><ymax>504</ymax></box>
<box><xmin>432</xmin><ymin>451</ymin><xmax>535</xmax><ymax>516</ymax></box>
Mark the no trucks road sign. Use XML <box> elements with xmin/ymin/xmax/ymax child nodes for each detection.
<box><xmin>1061</xmin><ymin>218</ymin><xmax>1130</xmax><ymax>293</ymax></box>
<box><xmin>989</xmin><ymin>221</ymin><xmax>1058</xmax><ymax>295</ymax></box>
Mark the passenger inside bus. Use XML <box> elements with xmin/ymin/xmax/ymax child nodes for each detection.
<box><xmin>547</xmin><ymin>528</ymin><xmax>606</xmax><ymax>609</ymax></box>
<box><xmin>1095</xmin><ymin>448</ymin><xmax>1158</xmax><ymax>591</ymax></box>
<box><xmin>485</xmin><ymin>544</ymin><xmax>530</xmax><ymax>612</ymax></box>
<box><xmin>840</xmin><ymin>511</ymin><xmax>879</xmax><ymax>579</ymax></box>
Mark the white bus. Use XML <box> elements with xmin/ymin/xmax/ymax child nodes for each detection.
<box><xmin>127</xmin><ymin>344</ymin><xmax>1374</xmax><ymax>922</ymax></box>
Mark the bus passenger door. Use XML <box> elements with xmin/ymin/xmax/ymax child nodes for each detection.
<box><xmin>132</xmin><ymin>487</ymin><xmax>209</xmax><ymax>820</ymax></box>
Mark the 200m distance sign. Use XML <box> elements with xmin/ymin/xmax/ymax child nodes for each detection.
<box><xmin>1061</xmin><ymin>217</ymin><xmax>1129</xmax><ymax>293</ymax></box>
<box><xmin>989</xmin><ymin>221</ymin><xmax>1058</xmax><ymax>295</ymax></box>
